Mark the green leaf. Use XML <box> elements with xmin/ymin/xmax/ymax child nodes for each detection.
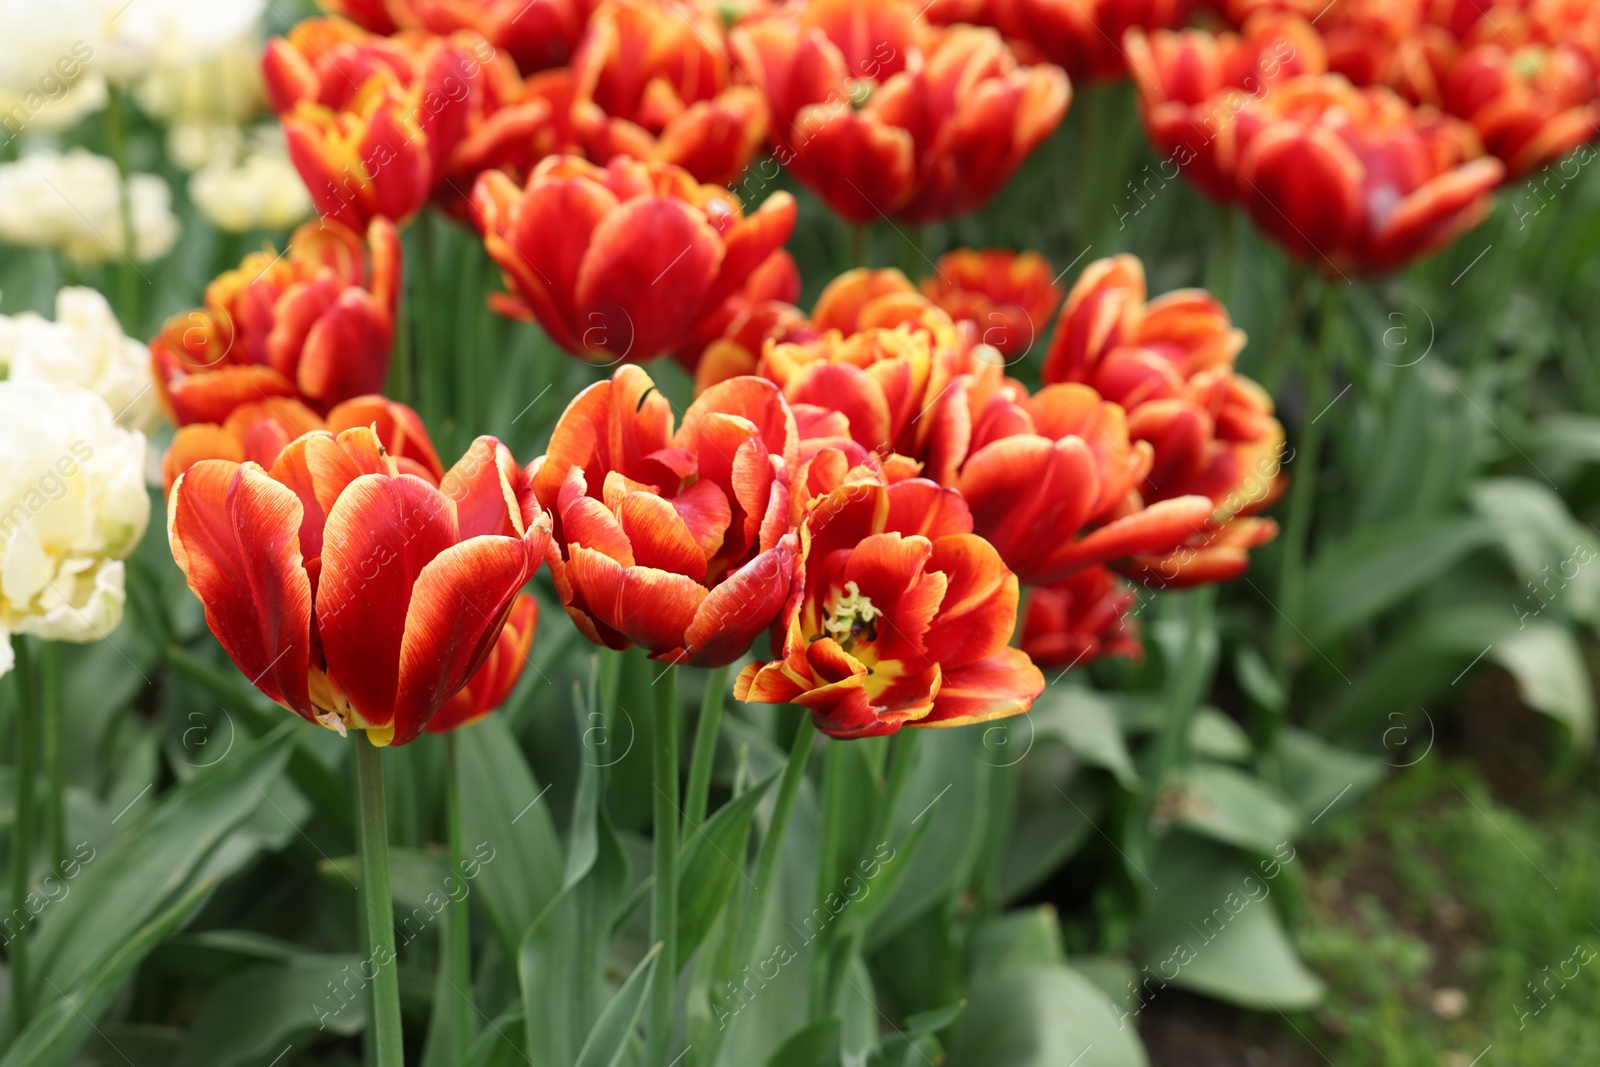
<box><xmin>458</xmin><ymin>715</ymin><xmax>563</xmax><ymax>957</ymax></box>
<box><xmin>1135</xmin><ymin>834</ymin><xmax>1322</xmax><ymax>1011</ymax></box>
<box><xmin>970</xmin><ymin>908</ymin><xmax>1066</xmax><ymax>980</ymax></box>
<box><xmin>678</xmin><ymin>772</ymin><xmax>774</xmax><ymax>961</ymax></box>
<box><xmin>766</xmin><ymin>1017</ymin><xmax>842</xmax><ymax>1067</ymax></box>
<box><xmin>318</xmin><ymin>847</ymin><xmax>448</xmax><ymax>913</ymax></box>
<box><xmin>999</xmin><ymin>765</ymin><xmax>1098</xmax><ymax>903</ymax></box>
<box><xmin>1263</xmin><ymin>728</ymin><xmax>1385</xmax><ymax>825</ymax></box>
<box><xmin>947</xmin><ymin>965</ymin><xmax>1148</xmax><ymax>1067</ymax></box>
<box><xmin>1491</xmin><ymin>621</ymin><xmax>1597</xmax><ymax>747</ymax></box>
<box><xmin>1303</xmin><ymin>515</ymin><xmax>1493</xmax><ymax>640</ymax></box>
<box><xmin>30</xmin><ymin>731</ymin><xmax>292</xmax><ymax>994</ymax></box>
<box><xmin>1030</xmin><ymin>686</ymin><xmax>1138</xmax><ymax>789</ymax></box>
<box><xmin>572</xmin><ymin>942</ymin><xmax>662</xmax><ymax>1067</ymax></box>
<box><xmin>1188</xmin><ymin>709</ymin><xmax>1253</xmax><ymax>763</ymax></box>
<box><xmin>1232</xmin><ymin>644</ymin><xmax>1285</xmax><ymax>714</ymax></box>
<box><xmin>1165</xmin><ymin>762</ymin><xmax>1300</xmax><ymax>854</ymax></box>
<box><xmin>2</xmin><ymin>880</ymin><xmax>211</xmax><ymax>1067</ymax></box>
<box><xmin>173</xmin><ymin>954</ymin><xmax>365</xmax><ymax>1067</ymax></box>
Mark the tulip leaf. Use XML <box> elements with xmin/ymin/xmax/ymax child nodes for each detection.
<box><xmin>171</xmin><ymin>954</ymin><xmax>365</xmax><ymax>1067</ymax></box>
<box><xmin>1</xmin><ymin>878</ymin><xmax>211</xmax><ymax>1067</ymax></box>
<box><xmin>463</xmin><ymin>1005</ymin><xmax>529</xmax><ymax>1067</ymax></box>
<box><xmin>945</xmin><ymin>964</ymin><xmax>1148</xmax><ymax>1067</ymax></box>
<box><xmin>29</xmin><ymin>730</ymin><xmax>292</xmax><ymax>995</ymax></box>
<box><xmin>677</xmin><ymin>771</ymin><xmax>774</xmax><ymax>961</ymax></box>
<box><xmin>1029</xmin><ymin>686</ymin><xmax>1139</xmax><ymax>789</ymax></box>
<box><xmin>1165</xmin><ymin>761</ymin><xmax>1300</xmax><ymax>855</ymax></box>
<box><xmin>1000</xmin><ymin>764</ymin><xmax>1099</xmax><ymax>904</ymax></box>
<box><xmin>571</xmin><ymin>941</ymin><xmax>662</xmax><ymax>1067</ymax></box>
<box><xmin>318</xmin><ymin>847</ymin><xmax>449</xmax><ymax>914</ymax></box>
<box><xmin>458</xmin><ymin>715</ymin><xmax>564</xmax><ymax>957</ymax></box>
<box><xmin>766</xmin><ymin>1016</ymin><xmax>842</xmax><ymax>1067</ymax></box>
<box><xmin>1490</xmin><ymin>621</ymin><xmax>1596</xmax><ymax>747</ymax></box>
<box><xmin>970</xmin><ymin>907</ymin><xmax>1066</xmax><ymax>980</ymax></box>
<box><xmin>1135</xmin><ymin>833</ymin><xmax>1322</xmax><ymax>1011</ymax></box>
<box><xmin>1188</xmin><ymin>708</ymin><xmax>1254</xmax><ymax>763</ymax></box>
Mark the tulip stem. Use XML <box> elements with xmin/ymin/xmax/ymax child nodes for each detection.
<box><xmin>441</xmin><ymin>731</ymin><xmax>472</xmax><ymax>1062</ymax></box>
<box><xmin>851</xmin><ymin>224</ymin><xmax>868</xmax><ymax>269</ymax></box>
<box><xmin>699</xmin><ymin>715</ymin><xmax>816</xmax><ymax>1067</ymax></box>
<box><xmin>41</xmin><ymin>643</ymin><xmax>64</xmax><ymax>873</ymax></box>
<box><xmin>1258</xmin><ymin>267</ymin><xmax>1312</xmax><ymax>397</ymax></box>
<box><xmin>683</xmin><ymin>664</ymin><xmax>729</xmax><ymax>835</ymax></box>
<box><xmin>8</xmin><ymin>635</ymin><xmax>36</xmax><ymax>1038</ymax></box>
<box><xmin>354</xmin><ymin>733</ymin><xmax>405</xmax><ymax>1067</ymax></box>
<box><xmin>647</xmin><ymin>665</ymin><xmax>680</xmax><ymax>1067</ymax></box>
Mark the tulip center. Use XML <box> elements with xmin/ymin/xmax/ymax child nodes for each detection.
<box><xmin>822</xmin><ymin>581</ymin><xmax>881</xmax><ymax>652</ymax></box>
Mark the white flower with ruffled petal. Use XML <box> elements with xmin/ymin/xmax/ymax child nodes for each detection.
<box><xmin>0</xmin><ymin>286</ymin><xmax>159</xmax><ymax>432</ymax></box>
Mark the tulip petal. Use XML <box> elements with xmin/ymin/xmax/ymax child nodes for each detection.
<box><xmin>922</xmin><ymin>534</ymin><xmax>1019</xmax><ymax>669</ymax></box>
<box><xmin>917</xmin><ymin>647</ymin><xmax>1043</xmax><ymax>728</ymax></box>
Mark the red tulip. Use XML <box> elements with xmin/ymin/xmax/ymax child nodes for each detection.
<box><xmin>152</xmin><ymin>218</ymin><xmax>399</xmax><ymax>427</ymax></box>
<box><xmin>1040</xmin><ymin>253</ymin><xmax>1282</xmax><ymax>585</ymax></box>
<box><xmin>532</xmin><ymin>365</ymin><xmax>800</xmax><ymax>666</ymax></box>
<box><xmin>675</xmin><ymin>248</ymin><xmax>802</xmax><ymax>373</ymax></box>
<box><xmin>473</xmin><ymin>155</ymin><xmax>796</xmax><ymax>363</ymax></box>
<box><xmin>735</xmin><ymin>461</ymin><xmax>1044</xmax><ymax>738</ymax></box>
<box><xmin>162</xmin><ymin>395</ymin><xmax>443</xmax><ymax>496</ymax></box>
<box><xmin>426</xmin><ymin>592</ymin><xmax>540</xmax><ymax>732</ymax></box>
<box><xmin>321</xmin><ymin>0</ymin><xmax>598</xmax><ymax>75</ymax></box>
<box><xmin>168</xmin><ymin>429</ymin><xmax>551</xmax><ymax>746</ymax></box>
<box><xmin>732</xmin><ymin>0</ymin><xmax>1070</xmax><ymax>222</ymax></box>
<box><xmin>1006</xmin><ymin>0</ymin><xmax>1198</xmax><ymax>83</ymax></box>
<box><xmin>569</xmin><ymin>0</ymin><xmax>770</xmax><ymax>185</ymax></box>
<box><xmin>919</xmin><ymin>249</ymin><xmax>1063</xmax><ymax>360</ymax></box>
<box><xmin>1439</xmin><ymin>41</ymin><xmax>1600</xmax><ymax>179</ymax></box>
<box><xmin>1019</xmin><ymin>567</ymin><xmax>1143</xmax><ymax>669</ymax></box>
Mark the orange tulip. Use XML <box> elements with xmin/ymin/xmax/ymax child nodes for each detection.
<box><xmin>532</xmin><ymin>365</ymin><xmax>801</xmax><ymax>667</ymax></box>
<box><xmin>1019</xmin><ymin>566</ymin><xmax>1143</xmax><ymax>669</ymax></box>
<box><xmin>736</xmin><ymin>458</ymin><xmax>1044</xmax><ymax>738</ymax></box>
<box><xmin>919</xmin><ymin>249</ymin><xmax>1063</xmax><ymax>360</ymax></box>
<box><xmin>162</xmin><ymin>395</ymin><xmax>443</xmax><ymax>496</ymax></box>
<box><xmin>169</xmin><ymin>430</ymin><xmax>551</xmax><ymax>746</ymax></box>
<box><xmin>426</xmin><ymin>592</ymin><xmax>540</xmax><ymax>732</ymax></box>
<box><xmin>569</xmin><ymin>0</ymin><xmax>770</xmax><ymax>185</ymax></box>
<box><xmin>674</xmin><ymin>248</ymin><xmax>803</xmax><ymax>371</ymax></box>
<box><xmin>473</xmin><ymin>155</ymin><xmax>796</xmax><ymax>363</ymax></box>
<box><xmin>1006</xmin><ymin>0</ymin><xmax>1197</xmax><ymax>83</ymax></box>
<box><xmin>732</xmin><ymin>0</ymin><xmax>1070</xmax><ymax>223</ymax></box>
<box><xmin>151</xmin><ymin>217</ymin><xmax>399</xmax><ymax>427</ymax></box>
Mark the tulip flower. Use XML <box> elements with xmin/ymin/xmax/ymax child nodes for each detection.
<box><xmin>150</xmin><ymin>216</ymin><xmax>399</xmax><ymax>427</ymax></box>
<box><xmin>473</xmin><ymin>155</ymin><xmax>796</xmax><ymax>363</ymax></box>
<box><xmin>1006</xmin><ymin>0</ymin><xmax>1197</xmax><ymax>83</ymax></box>
<box><xmin>161</xmin><ymin>394</ymin><xmax>443</xmax><ymax>495</ymax></box>
<box><xmin>426</xmin><ymin>592</ymin><xmax>539</xmax><ymax>732</ymax></box>
<box><xmin>532</xmin><ymin>365</ymin><xmax>800</xmax><ymax>667</ymax></box>
<box><xmin>918</xmin><ymin>249</ymin><xmax>1063</xmax><ymax>360</ymax></box>
<box><xmin>675</xmin><ymin>249</ymin><xmax>802</xmax><ymax>371</ymax></box>
<box><xmin>569</xmin><ymin>0</ymin><xmax>770</xmax><ymax>185</ymax></box>
<box><xmin>0</xmin><ymin>382</ymin><xmax>150</xmax><ymax>679</ymax></box>
<box><xmin>0</xmin><ymin>287</ymin><xmax>159</xmax><ymax>432</ymax></box>
<box><xmin>1437</xmin><ymin>41</ymin><xmax>1600</xmax><ymax>180</ymax></box>
<box><xmin>1219</xmin><ymin>74</ymin><xmax>1504</xmax><ymax>273</ymax></box>
<box><xmin>1124</xmin><ymin>13</ymin><xmax>1328</xmax><ymax>201</ymax></box>
<box><xmin>1040</xmin><ymin>253</ymin><xmax>1282</xmax><ymax>585</ymax></box>
<box><xmin>1019</xmin><ymin>566</ymin><xmax>1143</xmax><ymax>669</ymax></box>
<box><xmin>731</xmin><ymin>0</ymin><xmax>1070</xmax><ymax>222</ymax></box>
<box><xmin>322</xmin><ymin>0</ymin><xmax>596</xmax><ymax>75</ymax></box>
<box><xmin>735</xmin><ymin>462</ymin><xmax>1044</xmax><ymax>738</ymax></box>
<box><xmin>169</xmin><ymin>428</ymin><xmax>551</xmax><ymax>745</ymax></box>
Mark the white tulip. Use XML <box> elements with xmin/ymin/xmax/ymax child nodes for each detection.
<box><xmin>90</xmin><ymin>0</ymin><xmax>266</xmax><ymax>85</ymax></box>
<box><xmin>0</xmin><ymin>380</ymin><xmax>150</xmax><ymax>676</ymax></box>
<box><xmin>0</xmin><ymin>286</ymin><xmax>159</xmax><ymax>432</ymax></box>
<box><xmin>190</xmin><ymin>127</ymin><xmax>312</xmax><ymax>232</ymax></box>
<box><xmin>0</xmin><ymin>149</ymin><xmax>181</xmax><ymax>264</ymax></box>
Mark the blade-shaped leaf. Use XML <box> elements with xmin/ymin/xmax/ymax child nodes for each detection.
<box><xmin>677</xmin><ymin>773</ymin><xmax>775</xmax><ymax>961</ymax></box>
<box><xmin>572</xmin><ymin>941</ymin><xmax>662</xmax><ymax>1067</ymax></box>
<box><xmin>173</xmin><ymin>954</ymin><xmax>365</xmax><ymax>1067</ymax></box>
<box><xmin>766</xmin><ymin>1017</ymin><xmax>842</xmax><ymax>1067</ymax></box>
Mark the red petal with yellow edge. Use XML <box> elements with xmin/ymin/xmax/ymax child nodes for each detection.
<box><xmin>917</xmin><ymin>647</ymin><xmax>1043</xmax><ymax>727</ymax></box>
<box><xmin>325</xmin><ymin>396</ymin><xmax>443</xmax><ymax>482</ymax></box>
<box><xmin>786</xmin><ymin>362</ymin><xmax>894</xmax><ymax>453</ymax></box>
<box><xmin>427</xmin><ymin>593</ymin><xmax>539</xmax><ymax>734</ymax></box>
<box><xmin>394</xmin><ymin>535</ymin><xmax>536</xmax><ymax>744</ymax></box>
<box><xmin>885</xmin><ymin>478</ymin><xmax>972</xmax><ymax>539</ymax></box>
<box><xmin>617</xmin><ymin>491</ymin><xmax>708</xmax><ymax>582</ymax></box>
<box><xmin>1235</xmin><ymin>123</ymin><xmax>1364</xmax><ymax>265</ymax></box>
<box><xmin>1035</xmin><ymin>494</ymin><xmax>1215</xmax><ymax>583</ymax></box>
<box><xmin>442</xmin><ymin>437</ymin><xmax>523</xmax><ymax>540</ymax></box>
<box><xmin>567</xmin><ymin>546</ymin><xmax>703</xmax><ymax>653</ymax></box>
<box><xmin>163</xmin><ymin>424</ymin><xmax>246</xmax><ymax>495</ymax></box>
<box><xmin>683</xmin><ymin>536</ymin><xmax>798</xmax><ymax>667</ymax></box>
<box><xmin>957</xmin><ymin>434</ymin><xmax>1100</xmax><ymax>577</ymax></box>
<box><xmin>168</xmin><ymin>462</ymin><xmax>314</xmax><ymax>716</ymax></box>
<box><xmin>575</xmin><ymin>198</ymin><xmax>724</xmax><ymax>362</ymax></box>
<box><xmin>669</xmin><ymin>477</ymin><xmax>732</xmax><ymax>560</ymax></box>
<box><xmin>317</xmin><ymin>474</ymin><xmax>460</xmax><ymax>731</ymax></box>
<box><xmin>788</xmin><ymin>108</ymin><xmax>916</xmax><ymax>225</ymax></box>
<box><xmin>678</xmin><ymin>375</ymin><xmax>799</xmax><ymax>474</ymax></box>
<box><xmin>842</xmin><ymin>533</ymin><xmax>945</xmax><ymax>661</ymax></box>
<box><xmin>165</xmin><ymin>365</ymin><xmax>299</xmax><ymax>427</ymax></box>
<box><xmin>922</xmin><ymin>534</ymin><xmax>1019</xmax><ymax>669</ymax></box>
<box><xmin>704</xmin><ymin>192</ymin><xmax>798</xmax><ymax>312</ymax></box>
<box><xmin>297</xmin><ymin>290</ymin><xmax>393</xmax><ymax>408</ymax></box>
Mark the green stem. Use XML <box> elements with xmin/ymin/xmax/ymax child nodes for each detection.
<box><xmin>809</xmin><ymin>741</ymin><xmax>851</xmax><ymax>1013</ymax></box>
<box><xmin>851</xmin><ymin>224</ymin><xmax>868</xmax><ymax>270</ymax></box>
<box><xmin>441</xmin><ymin>732</ymin><xmax>471</xmax><ymax>1062</ymax></box>
<box><xmin>103</xmin><ymin>86</ymin><xmax>139</xmax><ymax>331</ymax></box>
<box><xmin>1257</xmin><ymin>268</ymin><xmax>1313</xmax><ymax>397</ymax></box>
<box><xmin>683</xmin><ymin>664</ymin><xmax>730</xmax><ymax>834</ymax></box>
<box><xmin>1133</xmin><ymin>586</ymin><xmax>1216</xmax><ymax>877</ymax></box>
<box><xmin>701</xmin><ymin>716</ymin><xmax>816</xmax><ymax>1067</ymax></box>
<box><xmin>354</xmin><ymin>734</ymin><xmax>404</xmax><ymax>1067</ymax></box>
<box><xmin>8</xmin><ymin>636</ymin><xmax>35</xmax><ymax>1037</ymax></box>
<box><xmin>1273</xmin><ymin>284</ymin><xmax>1338</xmax><ymax>696</ymax></box>
<box><xmin>41</xmin><ymin>643</ymin><xmax>63</xmax><ymax>874</ymax></box>
<box><xmin>647</xmin><ymin>666</ymin><xmax>680</xmax><ymax>1067</ymax></box>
